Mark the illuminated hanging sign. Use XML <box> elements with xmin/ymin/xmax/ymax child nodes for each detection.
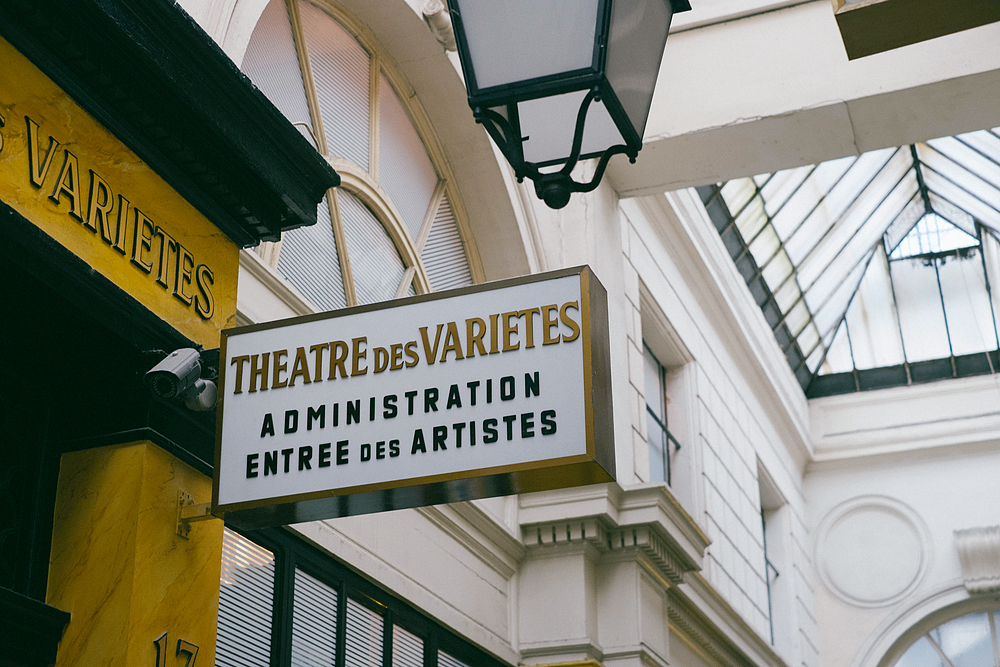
<box><xmin>214</xmin><ymin>266</ymin><xmax>614</xmax><ymax>529</ymax></box>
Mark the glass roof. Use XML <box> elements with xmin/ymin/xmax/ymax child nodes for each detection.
<box><xmin>695</xmin><ymin>127</ymin><xmax>1000</xmax><ymax>397</ymax></box>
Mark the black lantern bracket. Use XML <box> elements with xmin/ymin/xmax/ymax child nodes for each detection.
<box><xmin>474</xmin><ymin>87</ymin><xmax>637</xmax><ymax>210</ymax></box>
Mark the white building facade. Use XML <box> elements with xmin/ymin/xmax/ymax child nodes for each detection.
<box><xmin>180</xmin><ymin>2</ymin><xmax>1000</xmax><ymax>666</ymax></box>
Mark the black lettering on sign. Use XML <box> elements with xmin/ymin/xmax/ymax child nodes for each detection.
<box><xmin>336</xmin><ymin>440</ymin><xmax>349</xmax><ymax>465</ymax></box>
<box><xmin>246</xmin><ymin>453</ymin><xmax>259</xmax><ymax>479</ymax></box>
<box><xmin>307</xmin><ymin>405</ymin><xmax>325</xmax><ymax>430</ymax></box>
<box><xmin>284</xmin><ymin>410</ymin><xmax>298</xmax><ymax>434</ymax></box>
<box><xmin>260</xmin><ymin>413</ymin><xmax>275</xmax><ymax>437</ymax></box>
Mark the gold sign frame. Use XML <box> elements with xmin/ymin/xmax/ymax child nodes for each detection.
<box><xmin>213</xmin><ymin>266</ymin><xmax>614</xmax><ymax>529</ymax></box>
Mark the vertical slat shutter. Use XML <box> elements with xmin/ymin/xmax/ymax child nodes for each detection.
<box><xmin>291</xmin><ymin>569</ymin><xmax>339</xmax><ymax>667</ymax></box>
<box><xmin>217</xmin><ymin>529</ymin><xmax>275</xmax><ymax>667</ymax></box>
<box><xmin>345</xmin><ymin>598</ymin><xmax>383</xmax><ymax>667</ymax></box>
<box><xmin>300</xmin><ymin>0</ymin><xmax>371</xmax><ymax>170</ymax></box>
<box><xmin>277</xmin><ymin>195</ymin><xmax>347</xmax><ymax>311</ymax></box>
<box><xmin>339</xmin><ymin>190</ymin><xmax>408</xmax><ymax>304</ymax></box>
<box><xmin>241</xmin><ymin>0</ymin><xmax>315</xmax><ymax>147</ymax></box>
<box><xmin>378</xmin><ymin>73</ymin><xmax>439</xmax><ymax>239</ymax></box>
<box><xmin>422</xmin><ymin>193</ymin><xmax>472</xmax><ymax>292</ymax></box>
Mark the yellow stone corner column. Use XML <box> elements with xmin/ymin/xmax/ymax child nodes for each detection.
<box><xmin>47</xmin><ymin>442</ymin><xmax>223</xmax><ymax>667</ymax></box>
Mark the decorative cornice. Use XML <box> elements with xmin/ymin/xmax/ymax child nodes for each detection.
<box><xmin>667</xmin><ymin>587</ymin><xmax>754</xmax><ymax>667</ymax></box>
<box><xmin>607</xmin><ymin>525</ymin><xmax>688</xmax><ymax>586</ymax></box>
<box><xmin>0</xmin><ymin>0</ymin><xmax>339</xmax><ymax>248</ymax></box>
<box><xmin>520</xmin><ymin>484</ymin><xmax>709</xmax><ymax>585</ymax></box>
<box><xmin>955</xmin><ymin>526</ymin><xmax>1000</xmax><ymax>594</ymax></box>
<box><xmin>673</xmin><ymin>574</ymin><xmax>789</xmax><ymax>667</ymax></box>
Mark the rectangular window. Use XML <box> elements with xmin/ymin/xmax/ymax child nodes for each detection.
<box><xmin>216</xmin><ymin>527</ymin><xmax>504</xmax><ymax>667</ymax></box>
<box><xmin>644</xmin><ymin>342</ymin><xmax>681</xmax><ymax>485</ymax></box>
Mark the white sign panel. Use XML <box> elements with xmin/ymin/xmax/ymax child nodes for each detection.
<box><xmin>214</xmin><ymin>266</ymin><xmax>613</xmax><ymax>528</ymax></box>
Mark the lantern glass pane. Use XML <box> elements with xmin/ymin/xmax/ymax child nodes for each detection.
<box><xmin>515</xmin><ymin>89</ymin><xmax>625</xmax><ymax>165</ymax></box>
<box><xmin>605</xmin><ymin>0</ymin><xmax>673</xmax><ymax>139</ymax></box>
<box><xmin>455</xmin><ymin>0</ymin><xmax>601</xmax><ymax>90</ymax></box>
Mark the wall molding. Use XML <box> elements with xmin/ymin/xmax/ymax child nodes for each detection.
<box><xmin>955</xmin><ymin>526</ymin><xmax>1000</xmax><ymax>594</ymax></box>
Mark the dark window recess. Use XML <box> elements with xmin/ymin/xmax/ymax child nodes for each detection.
<box><xmin>643</xmin><ymin>343</ymin><xmax>682</xmax><ymax>487</ymax></box>
<box><xmin>217</xmin><ymin>527</ymin><xmax>506</xmax><ymax>667</ymax></box>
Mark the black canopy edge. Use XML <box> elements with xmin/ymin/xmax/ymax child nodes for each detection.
<box><xmin>0</xmin><ymin>0</ymin><xmax>340</xmax><ymax>247</ymax></box>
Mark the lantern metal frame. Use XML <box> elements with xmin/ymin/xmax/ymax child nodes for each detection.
<box><xmin>446</xmin><ymin>0</ymin><xmax>691</xmax><ymax>208</ymax></box>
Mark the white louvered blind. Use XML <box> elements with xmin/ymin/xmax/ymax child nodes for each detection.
<box><xmin>216</xmin><ymin>528</ymin><xmax>275</xmax><ymax>667</ymax></box>
<box><xmin>378</xmin><ymin>74</ymin><xmax>439</xmax><ymax>239</ymax></box>
<box><xmin>345</xmin><ymin>598</ymin><xmax>383</xmax><ymax>667</ymax></box>
<box><xmin>438</xmin><ymin>651</ymin><xmax>473</xmax><ymax>667</ymax></box>
<box><xmin>291</xmin><ymin>569</ymin><xmax>339</xmax><ymax>667</ymax></box>
<box><xmin>276</xmin><ymin>194</ymin><xmax>347</xmax><ymax>311</ymax></box>
<box><xmin>422</xmin><ymin>193</ymin><xmax>473</xmax><ymax>292</ymax></box>
<box><xmin>392</xmin><ymin>625</ymin><xmax>424</xmax><ymax>667</ymax></box>
<box><xmin>339</xmin><ymin>190</ymin><xmax>408</xmax><ymax>304</ymax></box>
<box><xmin>300</xmin><ymin>0</ymin><xmax>371</xmax><ymax>170</ymax></box>
<box><xmin>241</xmin><ymin>0</ymin><xmax>315</xmax><ymax>147</ymax></box>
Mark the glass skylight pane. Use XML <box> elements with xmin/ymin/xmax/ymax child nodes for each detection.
<box><xmin>957</xmin><ymin>129</ymin><xmax>1000</xmax><ymax>169</ymax></box>
<box><xmin>821</xmin><ymin>321</ymin><xmax>854</xmax><ymax>375</ymax></box>
<box><xmin>920</xmin><ymin>146</ymin><xmax>1000</xmax><ymax>212</ymax></box>
<box><xmin>773</xmin><ymin>280</ymin><xmax>801</xmax><ymax>312</ymax></box>
<box><xmin>771</xmin><ymin>157</ymin><xmax>854</xmax><ymax>239</ymax></box>
<box><xmin>795</xmin><ymin>321</ymin><xmax>819</xmax><ymax>355</ymax></box>
<box><xmin>885</xmin><ymin>195</ymin><xmax>927</xmax><ymax>253</ymax></box>
<box><xmin>893</xmin><ymin>636</ymin><xmax>945</xmax><ymax>667</ymax></box>
<box><xmin>938</xmin><ymin>248</ymin><xmax>999</xmax><ymax>356</ymax></box>
<box><xmin>799</xmin><ymin>176</ymin><xmax>916</xmax><ymax>291</ymax></box>
<box><xmin>761</xmin><ymin>251</ymin><xmax>793</xmax><ymax>291</ymax></box>
<box><xmin>928</xmin><ymin>611</ymin><xmax>993</xmax><ymax>667</ymax></box>
<box><xmin>890</xmin><ymin>214</ymin><xmax>978</xmax><ymax>259</ymax></box>
<box><xmin>734</xmin><ymin>197</ymin><xmax>768</xmax><ymax>239</ymax></box>
<box><xmin>700</xmin><ymin>127</ymin><xmax>1000</xmax><ymax>395</ymax></box>
<box><xmin>721</xmin><ymin>179</ymin><xmax>756</xmax><ymax>219</ymax></box>
<box><xmin>760</xmin><ymin>165</ymin><xmax>812</xmax><ymax>216</ymax></box>
<box><xmin>810</xmin><ymin>249</ymin><xmax>871</xmax><ymax>340</ymax></box>
<box><xmin>923</xmin><ymin>169</ymin><xmax>1000</xmax><ymax>232</ymax></box>
<box><xmin>983</xmin><ymin>232</ymin><xmax>1000</xmax><ymax>333</ymax></box>
<box><xmin>843</xmin><ymin>251</ymin><xmax>904</xmax><ymax>369</ymax></box>
<box><xmin>927</xmin><ymin>135</ymin><xmax>1000</xmax><ymax>190</ymax></box>
<box><xmin>813</xmin><ymin>149</ymin><xmax>895</xmax><ymax>231</ymax></box>
<box><xmin>748</xmin><ymin>225</ymin><xmax>781</xmax><ymax>267</ymax></box>
<box><xmin>891</xmin><ymin>257</ymin><xmax>951</xmax><ymax>363</ymax></box>
<box><xmin>929</xmin><ymin>195</ymin><xmax>977</xmax><ymax>236</ymax></box>
<box><xmin>784</xmin><ymin>299</ymin><xmax>810</xmax><ymax>335</ymax></box>
<box><xmin>805</xmin><ymin>340</ymin><xmax>826</xmax><ymax>373</ymax></box>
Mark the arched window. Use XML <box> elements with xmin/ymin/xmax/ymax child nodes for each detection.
<box><xmin>893</xmin><ymin>609</ymin><xmax>1000</xmax><ymax>667</ymax></box>
<box><xmin>239</xmin><ymin>0</ymin><xmax>479</xmax><ymax>310</ymax></box>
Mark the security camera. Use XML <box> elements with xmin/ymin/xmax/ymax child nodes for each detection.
<box><xmin>144</xmin><ymin>348</ymin><xmax>217</xmax><ymax>412</ymax></box>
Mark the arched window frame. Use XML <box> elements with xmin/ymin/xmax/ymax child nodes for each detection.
<box><xmin>254</xmin><ymin>0</ymin><xmax>484</xmax><ymax>308</ymax></box>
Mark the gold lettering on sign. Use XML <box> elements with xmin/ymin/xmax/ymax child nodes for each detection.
<box><xmin>19</xmin><ymin>115</ymin><xmax>217</xmax><ymax>320</ymax></box>
<box><xmin>228</xmin><ymin>298</ymin><xmax>586</xmax><ymax>396</ymax></box>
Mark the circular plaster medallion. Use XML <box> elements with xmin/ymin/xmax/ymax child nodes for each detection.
<box><xmin>815</xmin><ymin>495</ymin><xmax>931</xmax><ymax>608</ymax></box>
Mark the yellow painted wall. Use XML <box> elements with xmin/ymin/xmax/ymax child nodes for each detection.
<box><xmin>0</xmin><ymin>36</ymin><xmax>239</xmax><ymax>349</ymax></box>
<box><xmin>47</xmin><ymin>443</ymin><xmax>223</xmax><ymax>667</ymax></box>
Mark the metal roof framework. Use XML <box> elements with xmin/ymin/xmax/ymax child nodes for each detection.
<box><xmin>696</xmin><ymin>127</ymin><xmax>1000</xmax><ymax>397</ymax></box>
